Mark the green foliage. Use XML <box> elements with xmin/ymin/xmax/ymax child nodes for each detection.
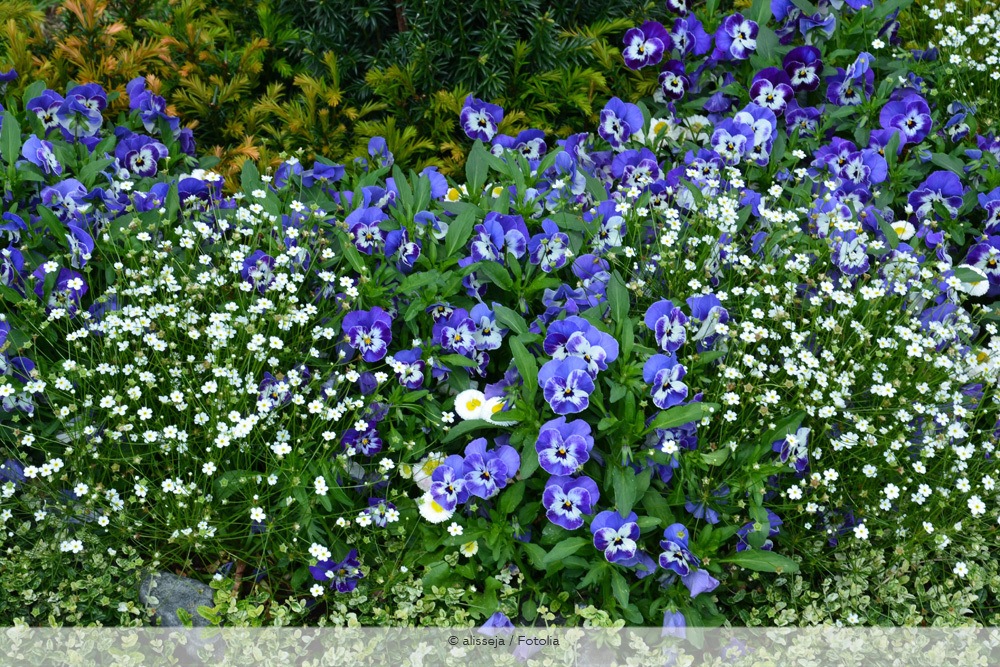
<box><xmin>0</xmin><ymin>0</ymin><xmax>669</xmax><ymax>179</ymax></box>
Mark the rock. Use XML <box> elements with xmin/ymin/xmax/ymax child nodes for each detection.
<box><xmin>139</xmin><ymin>571</ymin><xmax>215</xmax><ymax>627</ymax></box>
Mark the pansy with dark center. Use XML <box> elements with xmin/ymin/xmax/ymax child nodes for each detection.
<box><xmin>543</xmin><ymin>475</ymin><xmax>600</xmax><ymax>530</ymax></box>
<box><xmin>346</xmin><ymin>206</ymin><xmax>388</xmax><ymax>255</ymax></box>
<box><xmin>538</xmin><ymin>356</ymin><xmax>595</xmax><ymax>415</ymax></box>
<box><xmin>750</xmin><ymin>68</ymin><xmax>794</xmax><ymax>115</ymax></box>
<box><xmin>460</xmin><ymin>96</ymin><xmax>504</xmax><ymax>142</ymax></box>
<box><xmin>598</xmin><ymin>97</ymin><xmax>643</xmax><ymax>149</ymax></box>
<box><xmin>528</xmin><ymin>218</ymin><xmax>572</xmax><ymax>272</ymax></box>
<box><xmin>782</xmin><ymin>45</ymin><xmax>823</xmax><ymax>91</ymax></box>
<box><xmin>643</xmin><ymin>354</ymin><xmax>689</xmax><ymax>410</ymax></box>
<box><xmin>622</xmin><ymin>21</ymin><xmax>671</xmax><ymax>70</ymax></box>
<box><xmin>240</xmin><ymin>250</ymin><xmax>276</xmax><ymax>294</ymax></box>
<box><xmin>713</xmin><ymin>13</ymin><xmax>758</xmax><ymax>61</ymax></box>
<box><xmin>535</xmin><ymin>416</ymin><xmax>594</xmax><ymax>475</ymax></box>
<box><xmin>342</xmin><ymin>307</ymin><xmax>393</xmax><ymax>363</ymax></box>
<box><xmin>591</xmin><ymin>510</ymin><xmax>641</xmax><ymax>564</ymax></box>
<box><xmin>644</xmin><ymin>299</ymin><xmax>688</xmax><ymax>354</ymax></box>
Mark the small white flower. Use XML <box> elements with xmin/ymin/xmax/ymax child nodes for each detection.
<box><xmin>447</xmin><ymin>522</ymin><xmax>464</xmax><ymax>537</ymax></box>
<box><xmin>954</xmin><ymin>562</ymin><xmax>969</xmax><ymax>578</ymax></box>
<box><xmin>853</xmin><ymin>523</ymin><xmax>869</xmax><ymax>540</ymax></box>
<box><xmin>249</xmin><ymin>507</ymin><xmax>266</xmax><ymax>522</ymax></box>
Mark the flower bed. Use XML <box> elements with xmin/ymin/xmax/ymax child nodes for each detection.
<box><xmin>2</xmin><ymin>0</ymin><xmax>1000</xmax><ymax>629</ymax></box>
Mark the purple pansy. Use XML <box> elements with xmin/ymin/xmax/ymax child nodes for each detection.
<box><xmin>623</xmin><ymin>21</ymin><xmax>671</xmax><ymax>70</ymax></box>
<box><xmin>670</xmin><ymin>16</ymin><xmax>712</xmax><ymax>57</ymax></box>
<box><xmin>429</xmin><ymin>463</ymin><xmax>468</xmax><ymax>511</ymax></box>
<box><xmin>528</xmin><ymin>219</ymin><xmax>571</xmax><ymax>272</ymax></box>
<box><xmin>644</xmin><ymin>299</ymin><xmax>688</xmax><ymax>353</ymax></box>
<box><xmin>460</xmin><ymin>96</ymin><xmax>504</xmax><ymax>142</ymax></box>
<box><xmin>713</xmin><ymin>14</ymin><xmax>758</xmax><ymax>61</ymax></box>
<box><xmin>21</xmin><ymin>135</ymin><xmax>62</xmax><ymax>176</ymax></box>
<box><xmin>750</xmin><ymin>68</ymin><xmax>794</xmax><ymax>116</ymax></box>
<box><xmin>658</xmin><ymin>60</ymin><xmax>690</xmax><ymax>101</ymax></box>
<box><xmin>658</xmin><ymin>523</ymin><xmax>698</xmax><ymax>576</ymax></box>
<box><xmin>643</xmin><ymin>354</ymin><xmax>689</xmax><ymax>410</ymax></box>
<box><xmin>342</xmin><ymin>307</ymin><xmax>393</xmax><ymax>363</ymax></box>
<box><xmin>826</xmin><ymin>67</ymin><xmax>874</xmax><ymax>106</ymax></box>
<box><xmin>879</xmin><ymin>91</ymin><xmax>933</xmax><ymax>145</ymax></box>
<box><xmin>433</xmin><ymin>308</ymin><xmax>477</xmax><ymax>356</ymax></box>
<box><xmin>908</xmin><ymin>171</ymin><xmax>964</xmax><ymax>219</ymax></box>
<box><xmin>538</xmin><ymin>357</ymin><xmax>595</xmax><ymax>415</ymax></box>
<box><xmin>346</xmin><ymin>206</ymin><xmax>387</xmax><ymax>255</ymax></box>
<box><xmin>592</xmin><ymin>510</ymin><xmax>641</xmax><ymax>563</ymax></box>
<box><xmin>309</xmin><ymin>549</ymin><xmax>364</xmax><ymax>593</ymax></box>
<box><xmin>782</xmin><ymin>46</ymin><xmax>822</xmax><ymax>92</ymax></box>
<box><xmin>598</xmin><ymin>97</ymin><xmax>644</xmax><ymax>149</ymax></box>
<box><xmin>543</xmin><ymin>475</ymin><xmax>600</xmax><ymax>530</ymax></box>
<box><xmin>686</xmin><ymin>293</ymin><xmax>728</xmax><ymax>350</ymax></box>
<box><xmin>536</xmin><ymin>417</ymin><xmax>594</xmax><ymax>475</ymax></box>
<box><xmin>459</xmin><ymin>438</ymin><xmax>520</xmax><ymax>499</ymax></box>
<box><xmin>240</xmin><ymin>250</ymin><xmax>276</xmax><ymax>294</ymax></box>
<box><xmin>114</xmin><ymin>133</ymin><xmax>168</xmax><ymax>178</ymax></box>
<box><xmin>27</xmin><ymin>90</ymin><xmax>65</xmax><ymax>133</ymax></box>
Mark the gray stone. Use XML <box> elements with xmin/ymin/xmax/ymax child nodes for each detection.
<box><xmin>139</xmin><ymin>571</ymin><xmax>215</xmax><ymax>627</ymax></box>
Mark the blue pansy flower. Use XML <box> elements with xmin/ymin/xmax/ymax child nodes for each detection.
<box><xmin>460</xmin><ymin>96</ymin><xmax>504</xmax><ymax>142</ymax></box>
<box><xmin>543</xmin><ymin>475</ymin><xmax>600</xmax><ymax>530</ymax></box>
<box><xmin>643</xmin><ymin>354</ymin><xmax>689</xmax><ymax>410</ymax></box>
<box><xmin>592</xmin><ymin>510</ymin><xmax>641</xmax><ymax>563</ymax></box>
<box><xmin>538</xmin><ymin>357</ymin><xmax>595</xmax><ymax>415</ymax></box>
<box><xmin>536</xmin><ymin>417</ymin><xmax>594</xmax><ymax>475</ymax></box>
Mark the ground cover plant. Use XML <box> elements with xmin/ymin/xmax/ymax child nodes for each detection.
<box><xmin>3</xmin><ymin>0</ymin><xmax>1000</xmax><ymax>634</ymax></box>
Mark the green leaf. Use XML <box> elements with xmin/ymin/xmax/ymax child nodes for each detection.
<box><xmin>441</xmin><ymin>419</ymin><xmax>492</xmax><ymax>443</ymax></box>
<box><xmin>77</xmin><ymin>158</ymin><xmax>115</xmax><ymax>188</ymax></box>
<box><xmin>509</xmin><ymin>336</ymin><xmax>538</xmax><ymax>403</ymax></box>
<box><xmin>955</xmin><ymin>266</ymin><xmax>987</xmax><ymax>283</ymax></box>
<box><xmin>0</xmin><ymin>110</ymin><xmax>20</xmax><ymax>167</ymax></box>
<box><xmin>721</xmin><ymin>550</ymin><xmax>800</xmax><ymax>574</ymax></box>
<box><xmin>466</xmin><ymin>140</ymin><xmax>490</xmax><ymax>197</ymax></box>
<box><xmin>701</xmin><ymin>448</ymin><xmax>730</xmax><ymax>466</ymax></box>
<box><xmin>542</xmin><ymin>537</ymin><xmax>590</xmax><ymax>565</ymax></box>
<box><xmin>610</xmin><ymin>569</ymin><xmax>630</xmax><ymax>608</ymax></box>
<box><xmin>930</xmin><ymin>152</ymin><xmax>965</xmax><ymax>176</ymax></box>
<box><xmin>611</xmin><ymin>466</ymin><xmax>639</xmax><ymax>516</ymax></box>
<box><xmin>643</xmin><ymin>402</ymin><xmax>717</xmax><ymax>435</ymax></box>
<box><xmin>476</xmin><ymin>261</ymin><xmax>514</xmax><ymax>291</ymax></box>
<box><xmin>493</xmin><ymin>303</ymin><xmax>528</xmax><ymax>335</ymax></box>
<box><xmin>439</xmin><ymin>353</ymin><xmax>479</xmax><ymax>368</ymax></box>
<box><xmin>499</xmin><ymin>481</ymin><xmax>525</xmax><ymax>515</ymax></box>
<box><xmin>608</xmin><ymin>270</ymin><xmax>630</xmax><ymax>332</ymax></box>
<box><xmin>240</xmin><ymin>159</ymin><xmax>262</xmax><ymax>193</ymax></box>
<box><xmin>444</xmin><ymin>208</ymin><xmax>478</xmax><ymax>258</ymax></box>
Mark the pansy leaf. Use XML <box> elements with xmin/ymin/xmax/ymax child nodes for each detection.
<box><xmin>931</xmin><ymin>152</ymin><xmax>966</xmax><ymax>177</ymax></box>
<box><xmin>444</xmin><ymin>208</ymin><xmax>478</xmax><ymax>258</ymax></box>
<box><xmin>466</xmin><ymin>140</ymin><xmax>490</xmax><ymax>198</ymax></box>
<box><xmin>542</xmin><ymin>537</ymin><xmax>590</xmax><ymax>565</ymax></box>
<box><xmin>492</xmin><ymin>303</ymin><xmax>528</xmax><ymax>335</ymax></box>
<box><xmin>77</xmin><ymin>158</ymin><xmax>115</xmax><ymax>189</ymax></box>
<box><xmin>499</xmin><ymin>481</ymin><xmax>526</xmax><ymax>515</ymax></box>
<box><xmin>476</xmin><ymin>260</ymin><xmax>514</xmax><ymax>291</ymax></box>
<box><xmin>643</xmin><ymin>402</ymin><xmax>717</xmax><ymax>435</ymax></box>
<box><xmin>610</xmin><ymin>569</ymin><xmax>630</xmax><ymax>609</ymax></box>
<box><xmin>721</xmin><ymin>550</ymin><xmax>800</xmax><ymax>574</ymax></box>
<box><xmin>1</xmin><ymin>109</ymin><xmax>21</xmax><ymax>166</ymax></box>
<box><xmin>608</xmin><ymin>270</ymin><xmax>630</xmax><ymax>333</ymax></box>
<box><xmin>240</xmin><ymin>158</ymin><xmax>262</xmax><ymax>193</ymax></box>
<box><xmin>509</xmin><ymin>335</ymin><xmax>538</xmax><ymax>403</ymax></box>
<box><xmin>441</xmin><ymin>419</ymin><xmax>492</xmax><ymax>443</ymax></box>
